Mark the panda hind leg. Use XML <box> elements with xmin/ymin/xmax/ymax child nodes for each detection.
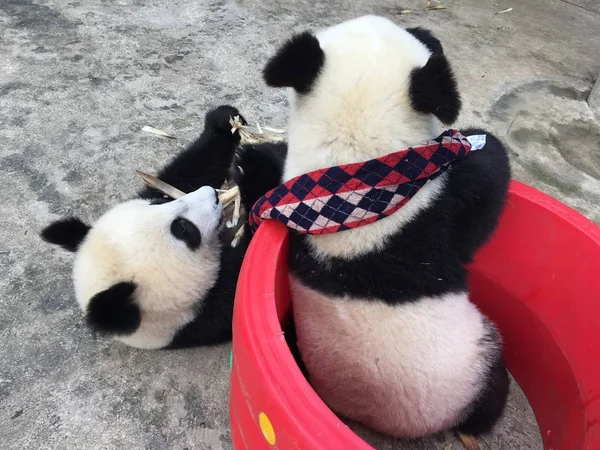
<box><xmin>454</xmin><ymin>331</ymin><xmax>509</xmax><ymax>449</ymax></box>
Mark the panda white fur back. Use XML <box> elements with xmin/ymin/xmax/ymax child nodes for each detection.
<box><xmin>42</xmin><ymin>106</ymin><xmax>252</xmax><ymax>349</ymax></box>
<box><xmin>234</xmin><ymin>16</ymin><xmax>510</xmax><ymax>439</ymax></box>
<box><xmin>292</xmin><ymin>288</ymin><xmax>496</xmax><ymax>437</ymax></box>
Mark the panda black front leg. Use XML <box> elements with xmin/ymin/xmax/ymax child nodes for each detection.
<box><xmin>139</xmin><ymin>105</ymin><xmax>247</xmax><ymax>200</ymax></box>
<box><xmin>231</xmin><ymin>141</ymin><xmax>288</xmax><ymax>213</ymax></box>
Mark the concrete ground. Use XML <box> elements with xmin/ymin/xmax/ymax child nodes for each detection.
<box><xmin>1</xmin><ymin>0</ymin><xmax>599</xmax><ymax>449</ymax></box>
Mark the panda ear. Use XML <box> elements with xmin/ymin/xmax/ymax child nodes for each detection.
<box><xmin>86</xmin><ymin>282</ymin><xmax>141</xmax><ymax>336</ymax></box>
<box><xmin>409</xmin><ymin>54</ymin><xmax>461</xmax><ymax>125</ymax></box>
<box><xmin>405</xmin><ymin>27</ymin><xmax>444</xmax><ymax>55</ymax></box>
<box><xmin>263</xmin><ymin>31</ymin><xmax>325</xmax><ymax>94</ymax></box>
<box><xmin>41</xmin><ymin>217</ymin><xmax>90</xmax><ymax>252</ymax></box>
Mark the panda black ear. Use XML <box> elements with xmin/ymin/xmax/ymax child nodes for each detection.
<box><xmin>263</xmin><ymin>31</ymin><xmax>325</xmax><ymax>94</ymax></box>
<box><xmin>409</xmin><ymin>54</ymin><xmax>461</xmax><ymax>125</ymax></box>
<box><xmin>41</xmin><ymin>217</ymin><xmax>91</xmax><ymax>252</ymax></box>
<box><xmin>86</xmin><ymin>282</ymin><xmax>141</xmax><ymax>336</ymax></box>
<box><xmin>406</xmin><ymin>27</ymin><xmax>444</xmax><ymax>55</ymax></box>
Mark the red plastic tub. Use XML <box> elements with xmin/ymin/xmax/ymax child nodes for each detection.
<box><xmin>229</xmin><ymin>181</ymin><xmax>600</xmax><ymax>450</ymax></box>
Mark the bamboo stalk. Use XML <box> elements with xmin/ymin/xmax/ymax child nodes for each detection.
<box><xmin>136</xmin><ymin>170</ymin><xmax>239</xmax><ymax>207</ymax></box>
<box><xmin>136</xmin><ymin>171</ymin><xmax>185</xmax><ymax>199</ymax></box>
<box><xmin>229</xmin><ymin>115</ymin><xmax>285</xmax><ymax>145</ymax></box>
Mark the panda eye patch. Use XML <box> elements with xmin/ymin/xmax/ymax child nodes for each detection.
<box><xmin>170</xmin><ymin>217</ymin><xmax>201</xmax><ymax>250</ymax></box>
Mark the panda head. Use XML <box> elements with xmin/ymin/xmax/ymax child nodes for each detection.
<box><xmin>41</xmin><ymin>186</ymin><xmax>223</xmax><ymax>348</ymax></box>
<box><xmin>263</xmin><ymin>15</ymin><xmax>461</xmax><ymax>179</ymax></box>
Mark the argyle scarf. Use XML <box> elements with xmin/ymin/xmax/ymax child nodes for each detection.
<box><xmin>249</xmin><ymin>129</ymin><xmax>472</xmax><ymax>235</ymax></box>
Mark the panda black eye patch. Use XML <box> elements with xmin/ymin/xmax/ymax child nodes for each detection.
<box><xmin>171</xmin><ymin>217</ymin><xmax>201</xmax><ymax>250</ymax></box>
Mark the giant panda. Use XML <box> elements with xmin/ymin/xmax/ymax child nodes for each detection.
<box><xmin>233</xmin><ymin>16</ymin><xmax>511</xmax><ymax>441</ymax></box>
<box><xmin>41</xmin><ymin>105</ymin><xmax>252</xmax><ymax>350</ymax></box>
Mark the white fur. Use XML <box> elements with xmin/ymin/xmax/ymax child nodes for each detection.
<box><xmin>283</xmin><ymin>15</ymin><xmax>442</xmax><ymax>260</ymax></box>
<box><xmin>291</xmin><ymin>282</ymin><xmax>489</xmax><ymax>437</ymax></box>
<box><xmin>73</xmin><ymin>186</ymin><xmax>222</xmax><ymax>349</ymax></box>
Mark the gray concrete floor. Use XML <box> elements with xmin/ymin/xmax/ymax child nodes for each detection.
<box><xmin>1</xmin><ymin>1</ymin><xmax>599</xmax><ymax>449</ymax></box>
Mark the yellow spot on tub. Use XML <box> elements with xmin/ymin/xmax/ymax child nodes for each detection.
<box><xmin>259</xmin><ymin>412</ymin><xmax>276</xmax><ymax>445</ymax></box>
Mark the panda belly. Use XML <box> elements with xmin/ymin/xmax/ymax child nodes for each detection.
<box><xmin>290</xmin><ymin>277</ymin><xmax>489</xmax><ymax>438</ymax></box>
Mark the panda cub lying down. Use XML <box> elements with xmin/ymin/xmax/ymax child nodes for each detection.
<box><xmin>235</xmin><ymin>16</ymin><xmax>511</xmax><ymax>441</ymax></box>
<box><xmin>41</xmin><ymin>106</ymin><xmax>255</xmax><ymax>350</ymax></box>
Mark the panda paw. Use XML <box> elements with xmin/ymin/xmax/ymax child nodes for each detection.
<box><xmin>231</xmin><ymin>145</ymin><xmax>258</xmax><ymax>187</ymax></box>
<box><xmin>205</xmin><ymin>105</ymin><xmax>247</xmax><ymax>139</ymax></box>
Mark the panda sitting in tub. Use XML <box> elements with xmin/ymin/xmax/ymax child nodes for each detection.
<box><xmin>233</xmin><ymin>16</ymin><xmax>511</xmax><ymax>445</ymax></box>
<box><xmin>41</xmin><ymin>106</ymin><xmax>252</xmax><ymax>350</ymax></box>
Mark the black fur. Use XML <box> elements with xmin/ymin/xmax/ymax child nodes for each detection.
<box><xmin>445</xmin><ymin>130</ymin><xmax>512</xmax><ymax>264</ymax></box>
<box><xmin>409</xmin><ymin>54</ymin><xmax>461</xmax><ymax>124</ymax></box>
<box><xmin>406</xmin><ymin>27</ymin><xmax>444</xmax><ymax>55</ymax></box>
<box><xmin>263</xmin><ymin>31</ymin><xmax>325</xmax><ymax>94</ymax></box>
<box><xmin>86</xmin><ymin>282</ymin><xmax>141</xmax><ymax>335</ymax></box>
<box><xmin>235</xmin><ymin>128</ymin><xmax>511</xmax><ymax>432</ymax></box>
<box><xmin>171</xmin><ymin>217</ymin><xmax>202</xmax><ymax>250</ymax></box>
<box><xmin>41</xmin><ymin>217</ymin><xmax>90</xmax><ymax>252</ymax></box>
<box><xmin>457</xmin><ymin>321</ymin><xmax>509</xmax><ymax>435</ymax></box>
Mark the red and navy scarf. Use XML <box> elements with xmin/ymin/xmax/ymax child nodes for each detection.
<box><xmin>249</xmin><ymin>129</ymin><xmax>472</xmax><ymax>235</ymax></box>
